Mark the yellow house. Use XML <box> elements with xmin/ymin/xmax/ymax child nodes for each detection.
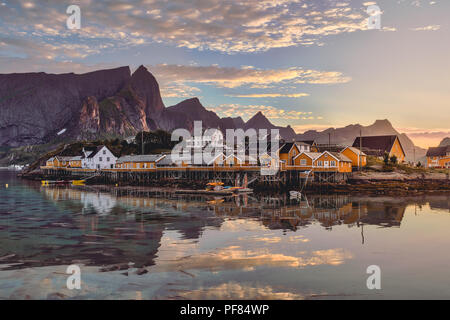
<box><xmin>341</xmin><ymin>146</ymin><xmax>367</xmax><ymax>167</ymax></box>
<box><xmin>313</xmin><ymin>151</ymin><xmax>352</xmax><ymax>173</ymax></box>
<box><xmin>69</xmin><ymin>156</ymin><xmax>82</xmax><ymax>168</ymax></box>
<box><xmin>297</xmin><ymin>140</ymin><xmax>319</xmax><ymax>152</ymax></box>
<box><xmin>224</xmin><ymin>154</ymin><xmax>243</xmax><ymax>167</ymax></box>
<box><xmin>426</xmin><ymin>146</ymin><xmax>450</xmax><ymax>168</ymax></box>
<box><xmin>352</xmin><ymin>135</ymin><xmax>406</xmax><ymax>163</ymax></box>
<box><xmin>46</xmin><ymin>156</ymin><xmax>72</xmax><ymax>168</ymax></box>
<box><xmin>46</xmin><ymin>157</ymin><xmax>56</xmax><ymax>167</ymax></box>
<box><xmin>278</xmin><ymin>142</ymin><xmax>301</xmax><ymax>166</ymax></box>
<box><xmin>293</xmin><ymin>152</ymin><xmax>322</xmax><ymax>168</ymax></box>
<box><xmin>115</xmin><ymin>154</ymin><xmax>166</xmax><ymax>169</ymax></box>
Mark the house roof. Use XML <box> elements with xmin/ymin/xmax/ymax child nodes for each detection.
<box><xmin>297</xmin><ymin>140</ymin><xmax>316</xmax><ymax>146</ymax></box>
<box><xmin>279</xmin><ymin>142</ymin><xmax>297</xmax><ymax>154</ymax></box>
<box><xmin>55</xmin><ymin>156</ymin><xmax>73</xmax><ymax>161</ymax></box>
<box><xmin>352</xmin><ymin>135</ymin><xmax>404</xmax><ymax>156</ymax></box>
<box><xmin>293</xmin><ymin>152</ymin><xmax>322</xmax><ymax>160</ymax></box>
<box><xmin>314</xmin><ymin>151</ymin><xmax>352</xmax><ymax>163</ymax></box>
<box><xmin>117</xmin><ymin>154</ymin><xmax>166</xmax><ymax>163</ymax></box>
<box><xmin>426</xmin><ymin>146</ymin><xmax>450</xmax><ymax>157</ymax></box>
<box><xmin>342</xmin><ymin>146</ymin><xmax>367</xmax><ymax>156</ymax></box>
<box><xmin>331</xmin><ymin>152</ymin><xmax>352</xmax><ymax>162</ymax></box>
<box><xmin>69</xmin><ymin>156</ymin><xmax>83</xmax><ymax>161</ymax></box>
<box><xmin>87</xmin><ymin>145</ymin><xmax>107</xmax><ymax>158</ymax></box>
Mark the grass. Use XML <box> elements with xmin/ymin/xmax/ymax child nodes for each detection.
<box><xmin>364</xmin><ymin>156</ymin><xmax>449</xmax><ymax>175</ymax></box>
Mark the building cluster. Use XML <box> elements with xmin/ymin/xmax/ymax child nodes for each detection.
<box><xmin>43</xmin><ymin>134</ymin><xmax>413</xmax><ymax>173</ymax></box>
<box><xmin>426</xmin><ymin>145</ymin><xmax>450</xmax><ymax>169</ymax></box>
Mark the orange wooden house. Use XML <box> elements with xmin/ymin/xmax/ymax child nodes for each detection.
<box><xmin>45</xmin><ymin>156</ymin><xmax>72</xmax><ymax>168</ymax></box>
<box><xmin>341</xmin><ymin>146</ymin><xmax>367</xmax><ymax>168</ymax></box>
<box><xmin>278</xmin><ymin>142</ymin><xmax>301</xmax><ymax>166</ymax></box>
<box><xmin>426</xmin><ymin>146</ymin><xmax>450</xmax><ymax>168</ymax></box>
<box><xmin>115</xmin><ymin>154</ymin><xmax>166</xmax><ymax>169</ymax></box>
<box><xmin>352</xmin><ymin>135</ymin><xmax>406</xmax><ymax>163</ymax></box>
<box><xmin>312</xmin><ymin>151</ymin><xmax>352</xmax><ymax>173</ymax></box>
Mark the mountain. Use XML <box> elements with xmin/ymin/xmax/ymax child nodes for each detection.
<box><xmin>0</xmin><ymin>66</ymin><xmax>130</xmax><ymax>147</ymax></box>
<box><xmin>0</xmin><ymin>66</ymin><xmax>166</xmax><ymax>146</ymax></box>
<box><xmin>296</xmin><ymin>119</ymin><xmax>426</xmax><ymax>162</ymax></box>
<box><xmin>244</xmin><ymin>111</ymin><xmax>297</xmax><ymax>140</ymax></box>
<box><xmin>439</xmin><ymin>137</ymin><xmax>450</xmax><ymax>147</ymax></box>
<box><xmin>0</xmin><ymin>65</ymin><xmax>426</xmax><ymax>165</ymax></box>
<box><xmin>157</xmin><ymin>97</ymin><xmax>222</xmax><ymax>132</ymax></box>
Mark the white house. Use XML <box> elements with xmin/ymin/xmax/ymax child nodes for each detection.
<box><xmin>81</xmin><ymin>145</ymin><xmax>117</xmax><ymax>169</ymax></box>
<box><xmin>186</xmin><ymin>129</ymin><xmax>223</xmax><ymax>149</ymax></box>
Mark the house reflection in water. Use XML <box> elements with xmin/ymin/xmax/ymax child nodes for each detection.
<box><xmin>31</xmin><ymin>185</ymin><xmax>449</xmax><ymax>271</ymax></box>
<box><xmin>210</xmin><ymin>193</ymin><xmax>407</xmax><ymax>231</ymax></box>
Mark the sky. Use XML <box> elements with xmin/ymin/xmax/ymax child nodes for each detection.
<box><xmin>0</xmin><ymin>0</ymin><xmax>449</xmax><ymax>148</ymax></box>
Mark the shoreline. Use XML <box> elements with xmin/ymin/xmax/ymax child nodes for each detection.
<box><xmin>18</xmin><ymin>170</ymin><xmax>450</xmax><ymax>196</ymax></box>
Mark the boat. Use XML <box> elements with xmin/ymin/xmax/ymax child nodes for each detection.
<box><xmin>176</xmin><ymin>181</ymin><xmax>252</xmax><ymax>196</ymax></box>
<box><xmin>41</xmin><ymin>180</ymin><xmax>71</xmax><ymax>186</ymax></box>
<box><xmin>289</xmin><ymin>190</ymin><xmax>301</xmax><ymax>198</ymax></box>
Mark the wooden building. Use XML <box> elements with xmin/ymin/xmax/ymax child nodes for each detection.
<box><xmin>341</xmin><ymin>146</ymin><xmax>367</xmax><ymax>167</ymax></box>
<box><xmin>426</xmin><ymin>146</ymin><xmax>450</xmax><ymax>168</ymax></box>
<box><xmin>352</xmin><ymin>135</ymin><xmax>406</xmax><ymax>163</ymax></box>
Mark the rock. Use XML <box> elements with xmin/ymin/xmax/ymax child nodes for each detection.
<box><xmin>135</xmin><ymin>267</ymin><xmax>148</xmax><ymax>275</ymax></box>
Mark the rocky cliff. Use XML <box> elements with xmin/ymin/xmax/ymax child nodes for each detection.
<box><xmin>439</xmin><ymin>137</ymin><xmax>450</xmax><ymax>147</ymax></box>
<box><xmin>0</xmin><ymin>66</ymin><xmax>131</xmax><ymax>147</ymax></box>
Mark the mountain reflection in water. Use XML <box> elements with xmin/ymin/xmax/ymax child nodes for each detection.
<box><xmin>1</xmin><ymin>171</ymin><xmax>450</xmax><ymax>300</ymax></box>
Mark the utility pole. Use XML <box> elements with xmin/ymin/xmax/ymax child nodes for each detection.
<box><xmin>328</xmin><ymin>132</ymin><xmax>331</xmax><ymax>149</ymax></box>
<box><xmin>359</xmin><ymin>129</ymin><xmax>362</xmax><ymax>171</ymax></box>
<box><xmin>141</xmin><ymin>131</ymin><xmax>144</xmax><ymax>155</ymax></box>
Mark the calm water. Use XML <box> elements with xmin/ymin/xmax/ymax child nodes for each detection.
<box><xmin>1</xmin><ymin>170</ymin><xmax>450</xmax><ymax>300</ymax></box>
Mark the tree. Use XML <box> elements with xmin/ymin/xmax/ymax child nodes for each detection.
<box><xmin>383</xmin><ymin>152</ymin><xmax>390</xmax><ymax>165</ymax></box>
<box><xmin>390</xmin><ymin>155</ymin><xmax>398</xmax><ymax>165</ymax></box>
<box><xmin>417</xmin><ymin>161</ymin><xmax>422</xmax><ymax>168</ymax></box>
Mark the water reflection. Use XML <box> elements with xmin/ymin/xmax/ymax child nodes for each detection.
<box><xmin>1</xmin><ymin>171</ymin><xmax>450</xmax><ymax>299</ymax></box>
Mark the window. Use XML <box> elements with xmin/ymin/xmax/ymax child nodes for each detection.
<box><xmin>99</xmin><ymin>157</ymin><xmax>102</xmax><ymax>161</ymax></box>
<box><xmin>317</xmin><ymin>161</ymin><xmax>323</xmax><ymax>166</ymax></box>
<box><xmin>103</xmin><ymin>150</ymin><xmax>106</xmax><ymax>155</ymax></box>
<box><xmin>300</xmin><ymin>159</ymin><xmax>307</xmax><ymax>165</ymax></box>
<box><xmin>107</xmin><ymin>157</ymin><xmax>110</xmax><ymax>162</ymax></box>
<box><xmin>330</xmin><ymin>161</ymin><xmax>336</xmax><ymax>167</ymax></box>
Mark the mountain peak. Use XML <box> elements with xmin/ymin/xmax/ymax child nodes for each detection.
<box><xmin>245</xmin><ymin>111</ymin><xmax>274</xmax><ymax>130</ymax></box>
<box><xmin>372</xmin><ymin>119</ymin><xmax>393</xmax><ymax>128</ymax></box>
<box><xmin>439</xmin><ymin>137</ymin><xmax>450</xmax><ymax>147</ymax></box>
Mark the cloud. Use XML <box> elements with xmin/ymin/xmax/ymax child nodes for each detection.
<box><xmin>0</xmin><ymin>0</ymin><xmax>370</xmax><ymax>64</ymax></box>
<box><xmin>169</xmin><ymin>282</ymin><xmax>308</xmax><ymax>300</ymax></box>
<box><xmin>209</xmin><ymin>104</ymin><xmax>319</xmax><ymax>121</ymax></box>
<box><xmin>149</xmin><ymin>64</ymin><xmax>350</xmax><ymax>99</ymax></box>
<box><xmin>410</xmin><ymin>25</ymin><xmax>440</xmax><ymax>31</ymax></box>
<box><xmin>227</xmin><ymin>93</ymin><xmax>310</xmax><ymax>98</ymax></box>
<box><xmin>398</xmin><ymin>127</ymin><xmax>450</xmax><ymax>148</ymax></box>
<box><xmin>151</xmin><ymin>64</ymin><xmax>351</xmax><ymax>89</ymax></box>
<box><xmin>151</xmin><ymin>245</ymin><xmax>353</xmax><ymax>272</ymax></box>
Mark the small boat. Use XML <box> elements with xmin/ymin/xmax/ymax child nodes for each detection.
<box><xmin>207</xmin><ymin>198</ymin><xmax>225</xmax><ymax>205</ymax></box>
<box><xmin>72</xmin><ymin>180</ymin><xmax>86</xmax><ymax>185</ymax></box>
<box><xmin>289</xmin><ymin>190</ymin><xmax>301</xmax><ymax>198</ymax></box>
<box><xmin>41</xmin><ymin>180</ymin><xmax>71</xmax><ymax>186</ymax></box>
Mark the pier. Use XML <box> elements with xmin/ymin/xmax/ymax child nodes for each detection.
<box><xmin>39</xmin><ymin>165</ymin><xmax>351</xmax><ymax>189</ymax></box>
